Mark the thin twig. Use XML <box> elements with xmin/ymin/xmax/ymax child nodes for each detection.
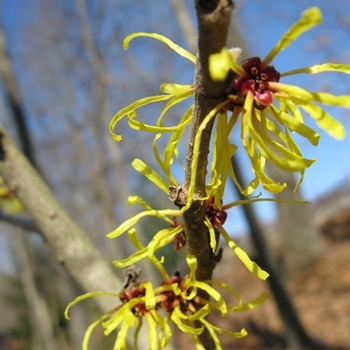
<box><xmin>0</xmin><ymin>210</ymin><xmax>38</xmax><ymax>232</ymax></box>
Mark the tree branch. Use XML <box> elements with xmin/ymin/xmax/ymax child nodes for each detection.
<box><xmin>0</xmin><ymin>19</ymin><xmax>38</xmax><ymax>167</ymax></box>
<box><xmin>0</xmin><ymin>125</ymin><xmax>122</xmax><ymax>313</ymax></box>
<box><xmin>172</xmin><ymin>0</ymin><xmax>233</xmax><ymax>282</ymax></box>
<box><xmin>0</xmin><ymin>209</ymin><xmax>39</xmax><ymax>232</ymax></box>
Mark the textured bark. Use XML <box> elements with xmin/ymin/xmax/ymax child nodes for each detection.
<box><xmin>0</xmin><ymin>125</ymin><xmax>122</xmax><ymax>313</ymax></box>
<box><xmin>169</xmin><ymin>4</ymin><xmax>233</xmax><ymax>347</ymax></box>
<box><xmin>12</xmin><ymin>230</ymin><xmax>59</xmax><ymax>350</ymax></box>
<box><xmin>171</xmin><ymin>0</ymin><xmax>233</xmax><ymax>283</ymax></box>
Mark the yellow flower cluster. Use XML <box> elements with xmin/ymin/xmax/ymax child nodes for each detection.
<box><xmin>66</xmin><ymin>253</ymin><xmax>267</xmax><ymax>349</ymax></box>
<box><xmin>66</xmin><ymin>7</ymin><xmax>349</xmax><ymax>350</ymax></box>
<box><xmin>0</xmin><ymin>176</ymin><xmax>23</xmax><ymax>214</ymax></box>
<box><xmin>209</xmin><ymin>7</ymin><xmax>348</xmax><ymax>194</ymax></box>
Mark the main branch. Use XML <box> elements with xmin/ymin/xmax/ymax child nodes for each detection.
<box><xmin>172</xmin><ymin>0</ymin><xmax>233</xmax><ymax>281</ymax></box>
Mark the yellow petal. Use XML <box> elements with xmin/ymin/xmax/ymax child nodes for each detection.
<box><xmin>219</xmin><ymin>226</ymin><xmax>269</xmax><ymax>280</ymax></box>
<box><xmin>163</xmin><ymin>106</ymin><xmax>193</xmax><ymax>179</ymax></box>
<box><xmin>231</xmin><ymin>292</ymin><xmax>269</xmax><ymax>312</ymax></box>
<box><xmin>244</xmin><ymin>140</ymin><xmax>286</xmax><ymax>193</ymax></box>
<box><xmin>261</xmin><ymin>7</ymin><xmax>322</xmax><ymax>69</ymax></box>
<box><xmin>201</xmin><ymin>319</ymin><xmax>248</xmax><ymax>339</ymax></box>
<box><xmin>123</xmin><ymin>32</ymin><xmax>196</xmax><ymax>64</ymax></box>
<box><xmin>282</xmin><ymin>62</ymin><xmax>350</xmax><ymax>77</ymax></box>
<box><xmin>210</xmin><ymin>110</ymin><xmax>239</xmax><ymax>201</ymax></box>
<box><xmin>127</xmin><ymin>228</ymin><xmax>142</xmax><ymax>248</ymax></box>
<box><xmin>270</xmin><ymin>105</ymin><xmax>320</xmax><ymax>146</ymax></box>
<box><xmin>109</xmin><ymin>95</ymin><xmax>172</xmax><ymax>142</ymax></box>
<box><xmin>107</xmin><ymin>208</ymin><xmax>180</xmax><ymax>238</ymax></box>
<box><xmin>185</xmin><ymin>304</ymin><xmax>211</xmax><ymax>321</ymax></box>
<box><xmin>186</xmin><ymin>255</ymin><xmax>200</xmax><ymax>282</ymax></box>
<box><xmin>128</xmin><ymin>111</ymin><xmax>190</xmax><ymax>133</ymax></box>
<box><xmin>171</xmin><ymin>308</ymin><xmax>204</xmax><ymax>335</ymax></box>
<box><xmin>263</xmin><ymin>136</ymin><xmax>315</xmax><ymax>170</ymax></box>
<box><xmin>127</xmin><ymin>195</ymin><xmax>153</xmax><ymax>210</ymax></box>
<box><xmin>209</xmin><ymin>48</ymin><xmax>248</xmax><ymax>81</ymax></box>
<box><xmin>147</xmin><ymin>225</ymin><xmax>184</xmax><ymax>256</ymax></box>
<box><xmin>160</xmin><ymin>83</ymin><xmax>193</xmax><ymax>94</ymax></box>
<box><xmin>204</xmin><ymin>217</ymin><xmax>217</xmax><ymax>252</ymax></box>
<box><xmin>103</xmin><ymin>300</ymin><xmax>139</xmax><ymax>334</ymax></box>
<box><xmin>200</xmin><ymin>320</ymin><xmax>222</xmax><ymax>350</ymax></box>
<box><xmin>153</xmin><ymin>134</ymin><xmax>179</xmax><ymax>185</ymax></box>
<box><xmin>192</xmin><ymin>281</ymin><xmax>227</xmax><ymax>316</ymax></box>
<box><xmin>131</xmin><ymin>158</ymin><xmax>169</xmax><ymax>193</ymax></box>
<box><xmin>156</xmin><ymin>89</ymin><xmax>193</xmax><ymax>127</ymax></box>
<box><xmin>113</xmin><ymin>322</ymin><xmax>130</xmax><ymax>350</ymax></box>
<box><xmin>246</xmin><ymin>110</ymin><xmax>315</xmax><ymax>176</ymax></box>
<box><xmin>284</xmin><ymin>99</ymin><xmax>304</xmax><ymax>122</ymax></box>
<box><xmin>207</xmin><ymin>280</ymin><xmax>242</xmax><ymax>307</ymax></box>
<box><xmin>65</xmin><ymin>291</ymin><xmax>119</xmax><ymax>320</ymax></box>
<box><xmin>142</xmin><ymin>281</ymin><xmax>156</xmax><ymax>310</ymax></box>
<box><xmin>300</xmin><ymin>101</ymin><xmax>346</xmax><ymax>140</ymax></box>
<box><xmin>270</xmin><ymin>82</ymin><xmax>350</xmax><ymax>108</ymax></box>
<box><xmin>113</xmin><ymin>249</ymin><xmax>148</xmax><ymax>268</ymax></box>
<box><xmin>183</xmin><ymin>100</ymin><xmax>229</xmax><ymax>212</ymax></box>
<box><xmin>150</xmin><ymin>310</ymin><xmax>172</xmax><ymax>347</ymax></box>
<box><xmin>114</xmin><ymin>231</ymin><xmax>175</xmax><ymax>267</ymax></box>
<box><xmin>82</xmin><ymin>312</ymin><xmax>112</xmax><ymax>350</ymax></box>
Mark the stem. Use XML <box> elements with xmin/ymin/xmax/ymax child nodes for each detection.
<box><xmin>170</xmin><ymin>0</ymin><xmax>233</xmax><ymax>283</ymax></box>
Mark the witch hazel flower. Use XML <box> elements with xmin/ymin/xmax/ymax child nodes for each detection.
<box><xmin>109</xmin><ymin>8</ymin><xmax>349</xmax><ymax>197</ymax></box>
<box><xmin>229</xmin><ymin>56</ymin><xmax>281</xmax><ymax>108</ymax></box>
<box><xmin>65</xmin><ymin>254</ymin><xmax>269</xmax><ymax>350</ymax></box>
<box><xmin>209</xmin><ymin>6</ymin><xmax>350</xmax><ymax>194</ymax></box>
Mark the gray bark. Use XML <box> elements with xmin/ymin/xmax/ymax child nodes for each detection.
<box><xmin>0</xmin><ymin>125</ymin><xmax>122</xmax><ymax>313</ymax></box>
<box><xmin>11</xmin><ymin>230</ymin><xmax>58</xmax><ymax>350</ymax></box>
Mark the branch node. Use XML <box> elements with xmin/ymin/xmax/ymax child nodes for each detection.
<box><xmin>198</xmin><ymin>0</ymin><xmax>220</xmax><ymax>13</ymax></box>
<box><xmin>197</xmin><ymin>0</ymin><xmax>234</xmax><ymax>17</ymax></box>
<box><xmin>169</xmin><ymin>185</ymin><xmax>187</xmax><ymax>207</ymax></box>
<box><xmin>49</xmin><ymin>211</ymin><xmax>58</xmax><ymax>219</ymax></box>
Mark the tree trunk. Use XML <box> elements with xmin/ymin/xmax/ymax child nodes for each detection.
<box><xmin>267</xmin><ymin>163</ymin><xmax>326</xmax><ymax>279</ymax></box>
<box><xmin>0</xmin><ymin>19</ymin><xmax>37</xmax><ymax>168</ymax></box>
<box><xmin>11</xmin><ymin>230</ymin><xmax>59</xmax><ymax>350</ymax></box>
<box><xmin>231</xmin><ymin>156</ymin><xmax>321</xmax><ymax>349</ymax></box>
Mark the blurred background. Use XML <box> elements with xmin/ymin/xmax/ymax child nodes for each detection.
<box><xmin>0</xmin><ymin>0</ymin><xmax>349</xmax><ymax>349</ymax></box>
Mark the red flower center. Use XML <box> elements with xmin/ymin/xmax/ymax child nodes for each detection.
<box><xmin>231</xmin><ymin>57</ymin><xmax>280</xmax><ymax>109</ymax></box>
